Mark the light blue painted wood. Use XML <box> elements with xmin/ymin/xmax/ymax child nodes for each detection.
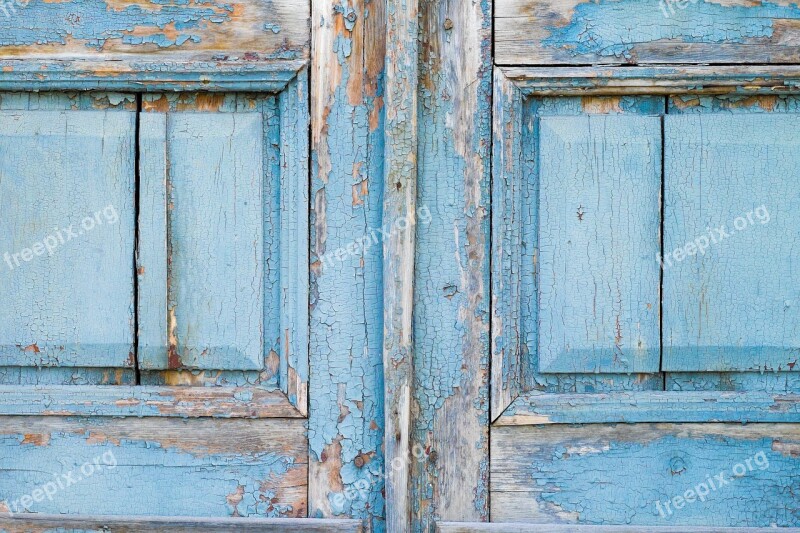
<box><xmin>0</xmin><ymin>110</ymin><xmax>135</xmax><ymax>367</ymax></box>
<box><xmin>166</xmin><ymin>112</ymin><xmax>265</xmax><ymax>371</ymax></box>
<box><xmin>0</xmin><ymin>417</ymin><xmax>306</xmax><ymax>518</ymax></box>
<box><xmin>664</xmin><ymin>114</ymin><xmax>800</xmax><ymax>372</ymax></box>
<box><xmin>493</xmin><ymin>424</ymin><xmax>800</xmax><ymax>526</ymax></box>
<box><xmin>537</xmin><ymin>115</ymin><xmax>661</xmax><ymax>374</ymax></box>
<box><xmin>138</xmin><ymin>112</ymin><xmax>169</xmax><ymax>371</ymax></box>
<box><xmin>278</xmin><ymin>71</ymin><xmax>310</xmax><ymax>412</ymax></box>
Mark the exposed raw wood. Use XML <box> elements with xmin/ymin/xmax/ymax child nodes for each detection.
<box><xmin>502</xmin><ymin>66</ymin><xmax>800</xmax><ymax>96</ymax></box>
<box><xmin>439</xmin><ymin>523</ymin><xmax>800</xmax><ymax>533</ymax></box>
<box><xmin>413</xmin><ymin>0</ymin><xmax>492</xmax><ymax>528</ymax></box>
<box><xmin>383</xmin><ymin>0</ymin><xmax>419</xmax><ymax>530</ymax></box>
<box><xmin>492</xmin><ymin>424</ymin><xmax>800</xmax><ymax>525</ymax></box>
<box><xmin>0</xmin><ymin>417</ymin><xmax>307</xmax><ymax>517</ymax></box>
<box><xmin>0</xmin><ymin>516</ymin><xmax>362</xmax><ymax>533</ymax></box>
<box><xmin>496</xmin><ymin>0</ymin><xmax>800</xmax><ymax>66</ymax></box>
<box><xmin>496</xmin><ymin>392</ymin><xmax>800</xmax><ymax>425</ymax></box>
<box><xmin>0</xmin><ymin>0</ymin><xmax>309</xmax><ymax>85</ymax></box>
<box><xmin>309</xmin><ymin>0</ymin><xmax>387</xmax><ymax>529</ymax></box>
<box><xmin>0</xmin><ymin>386</ymin><xmax>302</xmax><ymax>418</ymax></box>
<box><xmin>491</xmin><ymin>69</ymin><xmax>524</xmax><ymax>421</ymax></box>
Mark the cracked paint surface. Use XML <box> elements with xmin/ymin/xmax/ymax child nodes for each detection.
<box><xmin>412</xmin><ymin>0</ymin><xmax>491</xmax><ymax>529</ymax></box>
<box><xmin>492</xmin><ymin>424</ymin><xmax>800</xmax><ymax>526</ymax></box>
<box><xmin>0</xmin><ymin>0</ymin><xmax>309</xmax><ymax>61</ymax></box>
<box><xmin>310</xmin><ymin>1</ymin><xmax>386</xmax><ymax>529</ymax></box>
<box><xmin>0</xmin><ymin>417</ymin><xmax>306</xmax><ymax>518</ymax></box>
<box><xmin>543</xmin><ymin>0</ymin><xmax>800</xmax><ymax>61</ymax></box>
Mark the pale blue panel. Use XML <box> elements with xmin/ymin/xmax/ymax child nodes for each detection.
<box><xmin>0</xmin><ymin>111</ymin><xmax>135</xmax><ymax>367</ymax></box>
<box><xmin>538</xmin><ymin>115</ymin><xmax>661</xmax><ymax>373</ymax></box>
<box><xmin>137</xmin><ymin>113</ymin><xmax>169</xmax><ymax>370</ymax></box>
<box><xmin>664</xmin><ymin>114</ymin><xmax>800</xmax><ymax>372</ymax></box>
<box><xmin>166</xmin><ymin>113</ymin><xmax>265</xmax><ymax>370</ymax></box>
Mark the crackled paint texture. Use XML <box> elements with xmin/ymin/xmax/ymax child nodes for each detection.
<box><xmin>0</xmin><ymin>0</ymin><xmax>309</xmax><ymax>60</ymax></box>
<box><xmin>492</xmin><ymin>425</ymin><xmax>800</xmax><ymax>526</ymax></box>
<box><xmin>412</xmin><ymin>0</ymin><xmax>491</xmax><ymax>530</ymax></box>
<box><xmin>0</xmin><ymin>107</ymin><xmax>136</xmax><ymax>368</ymax></box>
<box><xmin>310</xmin><ymin>1</ymin><xmax>386</xmax><ymax>529</ymax></box>
<box><xmin>0</xmin><ymin>418</ymin><xmax>307</xmax><ymax>518</ymax></box>
<box><xmin>497</xmin><ymin>0</ymin><xmax>800</xmax><ymax>65</ymax></box>
<box><xmin>543</xmin><ymin>0</ymin><xmax>800</xmax><ymax>60</ymax></box>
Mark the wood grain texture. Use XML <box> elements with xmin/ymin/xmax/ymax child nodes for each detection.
<box><xmin>309</xmin><ymin>0</ymin><xmax>387</xmax><ymax>529</ymax></box>
<box><xmin>501</xmin><ymin>66</ymin><xmax>800</xmax><ymax>97</ymax></box>
<box><xmin>0</xmin><ymin>108</ymin><xmax>135</xmax><ymax>368</ymax></box>
<box><xmin>383</xmin><ymin>0</ymin><xmax>418</xmax><ymax>530</ymax></box>
<box><xmin>538</xmin><ymin>115</ymin><xmax>661</xmax><ymax>374</ymax></box>
<box><xmin>0</xmin><ymin>417</ymin><xmax>307</xmax><ymax>518</ymax></box>
<box><xmin>492</xmin><ymin>424</ymin><xmax>800</xmax><ymax>526</ymax></box>
<box><xmin>413</xmin><ymin>0</ymin><xmax>492</xmax><ymax>528</ymax></box>
<box><xmin>0</xmin><ymin>385</ymin><xmax>301</xmax><ymax>418</ymax></box>
<box><xmin>0</xmin><ymin>516</ymin><xmax>362</xmax><ymax>533</ymax></box>
<box><xmin>438</xmin><ymin>524</ymin><xmax>800</xmax><ymax>533</ymax></box>
<box><xmin>278</xmin><ymin>72</ymin><xmax>311</xmax><ymax>415</ymax></box>
<box><xmin>496</xmin><ymin>391</ymin><xmax>800</xmax><ymax>425</ymax></box>
<box><xmin>0</xmin><ymin>0</ymin><xmax>309</xmax><ymax>88</ymax></box>
<box><xmin>491</xmin><ymin>69</ymin><xmax>524</xmax><ymax>421</ymax></box>
<box><xmin>496</xmin><ymin>0</ymin><xmax>800</xmax><ymax>66</ymax></box>
<box><xmin>663</xmin><ymin>114</ymin><xmax>800</xmax><ymax>372</ymax></box>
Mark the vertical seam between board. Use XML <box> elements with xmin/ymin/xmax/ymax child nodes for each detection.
<box><xmin>660</xmin><ymin>96</ymin><xmax>667</xmax><ymax>390</ymax></box>
<box><xmin>133</xmin><ymin>93</ymin><xmax>142</xmax><ymax>385</ymax></box>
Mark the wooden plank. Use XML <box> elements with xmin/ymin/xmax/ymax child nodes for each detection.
<box><xmin>0</xmin><ymin>60</ymin><xmax>304</xmax><ymax>92</ymax></box>
<box><xmin>166</xmin><ymin>112</ymin><xmax>265</xmax><ymax>371</ymax></box>
<box><xmin>491</xmin><ymin>69</ymin><xmax>525</xmax><ymax>420</ymax></box>
<box><xmin>0</xmin><ymin>417</ymin><xmax>306</xmax><ymax>518</ymax></box>
<box><xmin>0</xmin><ymin>516</ymin><xmax>361</xmax><ymax>533</ymax></box>
<box><xmin>279</xmin><ymin>72</ymin><xmax>310</xmax><ymax>415</ymax></box>
<box><xmin>439</xmin><ymin>524</ymin><xmax>800</xmax><ymax>533</ymax></box>
<box><xmin>663</xmin><ymin>114</ymin><xmax>800</xmax><ymax>372</ymax></box>
<box><xmin>494</xmin><ymin>96</ymin><xmax>664</xmax><ymax>399</ymax></box>
<box><xmin>0</xmin><ymin>0</ymin><xmax>309</xmax><ymax>82</ymax></box>
<box><xmin>496</xmin><ymin>391</ymin><xmax>800</xmax><ymax>425</ymax></box>
<box><xmin>0</xmin><ymin>368</ymin><xmax>134</xmax><ymax>386</ymax></box>
<box><xmin>308</xmin><ymin>0</ymin><xmax>387</xmax><ymax>529</ymax></box>
<box><xmin>496</xmin><ymin>0</ymin><xmax>800</xmax><ymax>66</ymax></box>
<box><xmin>138</xmin><ymin>111</ymin><xmax>169</xmax><ymax>370</ymax></box>
<box><xmin>0</xmin><ymin>110</ymin><xmax>136</xmax><ymax>367</ymax></box>
<box><xmin>491</xmin><ymin>424</ymin><xmax>800</xmax><ymax>526</ymax></box>
<box><xmin>383</xmin><ymin>0</ymin><xmax>418</xmax><ymax>530</ymax></box>
<box><xmin>538</xmin><ymin>115</ymin><xmax>661</xmax><ymax>373</ymax></box>
<box><xmin>0</xmin><ymin>386</ymin><xmax>302</xmax><ymax>418</ymax></box>
<box><xmin>501</xmin><ymin>66</ymin><xmax>800</xmax><ymax>97</ymax></box>
<box><xmin>412</xmin><ymin>0</ymin><xmax>492</xmax><ymax>529</ymax></box>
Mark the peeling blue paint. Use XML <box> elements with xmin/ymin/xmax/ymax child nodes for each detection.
<box><xmin>543</xmin><ymin>0</ymin><xmax>800</xmax><ymax>60</ymax></box>
<box><xmin>528</xmin><ymin>433</ymin><xmax>800</xmax><ymax>526</ymax></box>
<box><xmin>0</xmin><ymin>0</ymin><xmax>233</xmax><ymax>50</ymax></box>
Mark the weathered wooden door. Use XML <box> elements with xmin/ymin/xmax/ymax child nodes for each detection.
<box><xmin>432</xmin><ymin>1</ymin><xmax>800</xmax><ymax>531</ymax></box>
<box><xmin>3</xmin><ymin>0</ymin><xmax>800</xmax><ymax>531</ymax></box>
<box><xmin>0</xmin><ymin>0</ymin><xmax>374</xmax><ymax>531</ymax></box>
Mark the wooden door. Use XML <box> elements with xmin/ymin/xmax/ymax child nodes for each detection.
<box><xmin>430</xmin><ymin>1</ymin><xmax>800</xmax><ymax>531</ymax></box>
<box><xmin>0</xmin><ymin>0</ymin><xmax>375</xmax><ymax>531</ymax></box>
